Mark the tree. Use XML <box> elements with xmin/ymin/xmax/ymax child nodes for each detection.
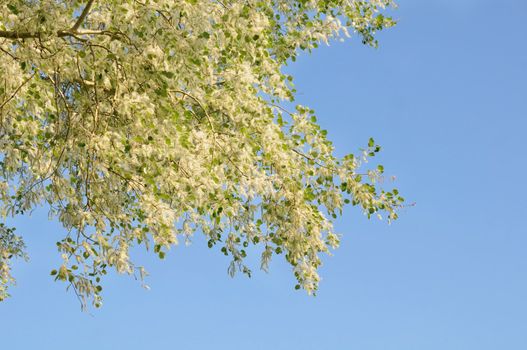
<box><xmin>0</xmin><ymin>0</ymin><xmax>403</xmax><ymax>308</ymax></box>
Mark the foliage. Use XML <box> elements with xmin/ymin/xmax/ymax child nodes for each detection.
<box><xmin>0</xmin><ymin>223</ymin><xmax>27</xmax><ymax>301</ymax></box>
<box><xmin>0</xmin><ymin>0</ymin><xmax>403</xmax><ymax>308</ymax></box>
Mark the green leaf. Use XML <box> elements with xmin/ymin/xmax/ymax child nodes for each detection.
<box><xmin>160</xmin><ymin>71</ymin><xmax>175</xmax><ymax>78</ymax></box>
<box><xmin>7</xmin><ymin>4</ymin><xmax>19</xmax><ymax>14</ymax></box>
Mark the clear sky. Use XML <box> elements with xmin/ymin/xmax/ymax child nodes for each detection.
<box><xmin>2</xmin><ymin>1</ymin><xmax>527</xmax><ymax>349</ymax></box>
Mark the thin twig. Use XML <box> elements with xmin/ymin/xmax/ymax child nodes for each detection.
<box><xmin>0</xmin><ymin>72</ymin><xmax>36</xmax><ymax>111</ymax></box>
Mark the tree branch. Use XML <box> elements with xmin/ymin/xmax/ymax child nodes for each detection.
<box><xmin>0</xmin><ymin>0</ymin><xmax>95</xmax><ymax>40</ymax></box>
<box><xmin>71</xmin><ymin>0</ymin><xmax>96</xmax><ymax>31</ymax></box>
<box><xmin>0</xmin><ymin>29</ymin><xmax>120</xmax><ymax>41</ymax></box>
<box><xmin>0</xmin><ymin>30</ymin><xmax>41</xmax><ymax>39</ymax></box>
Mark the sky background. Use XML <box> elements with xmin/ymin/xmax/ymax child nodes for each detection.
<box><xmin>2</xmin><ymin>1</ymin><xmax>527</xmax><ymax>349</ymax></box>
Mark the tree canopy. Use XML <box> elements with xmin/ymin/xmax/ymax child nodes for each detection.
<box><xmin>0</xmin><ymin>0</ymin><xmax>403</xmax><ymax>308</ymax></box>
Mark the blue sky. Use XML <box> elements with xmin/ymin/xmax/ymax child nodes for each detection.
<box><xmin>2</xmin><ymin>1</ymin><xmax>527</xmax><ymax>349</ymax></box>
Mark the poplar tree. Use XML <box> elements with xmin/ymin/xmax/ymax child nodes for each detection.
<box><xmin>0</xmin><ymin>0</ymin><xmax>403</xmax><ymax>308</ymax></box>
